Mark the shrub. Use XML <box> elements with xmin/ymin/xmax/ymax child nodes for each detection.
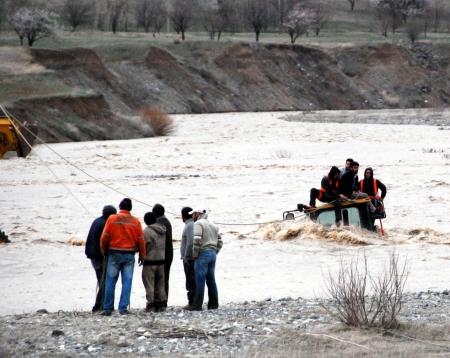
<box><xmin>139</xmin><ymin>106</ymin><xmax>175</xmax><ymax>136</ymax></box>
<box><xmin>0</xmin><ymin>230</ymin><xmax>10</xmax><ymax>243</ymax></box>
<box><xmin>406</xmin><ymin>18</ymin><xmax>422</xmax><ymax>43</ymax></box>
<box><xmin>324</xmin><ymin>251</ymin><xmax>408</xmax><ymax>329</ymax></box>
<box><xmin>272</xmin><ymin>149</ymin><xmax>292</xmax><ymax>159</ymax></box>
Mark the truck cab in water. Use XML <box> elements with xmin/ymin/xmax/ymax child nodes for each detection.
<box><xmin>283</xmin><ymin>198</ymin><xmax>385</xmax><ymax>232</ymax></box>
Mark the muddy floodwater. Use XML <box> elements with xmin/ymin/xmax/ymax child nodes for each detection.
<box><xmin>0</xmin><ymin>109</ymin><xmax>449</xmax><ymax>316</ymax></box>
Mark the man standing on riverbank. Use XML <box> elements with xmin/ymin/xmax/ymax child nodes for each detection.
<box><xmin>85</xmin><ymin>204</ymin><xmax>117</xmax><ymax>312</ymax></box>
<box><xmin>152</xmin><ymin>204</ymin><xmax>173</xmax><ymax>309</ymax></box>
<box><xmin>180</xmin><ymin>206</ymin><xmax>196</xmax><ymax>309</ymax></box>
<box><xmin>100</xmin><ymin>198</ymin><xmax>145</xmax><ymax>315</ymax></box>
<box><xmin>188</xmin><ymin>209</ymin><xmax>223</xmax><ymax>311</ymax></box>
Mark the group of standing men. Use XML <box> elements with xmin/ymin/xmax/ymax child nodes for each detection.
<box><xmin>309</xmin><ymin>158</ymin><xmax>387</xmax><ymax>226</ymax></box>
<box><xmin>85</xmin><ymin>198</ymin><xmax>223</xmax><ymax>316</ymax></box>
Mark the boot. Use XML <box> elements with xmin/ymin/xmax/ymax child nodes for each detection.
<box><xmin>155</xmin><ymin>301</ymin><xmax>167</xmax><ymax>312</ymax></box>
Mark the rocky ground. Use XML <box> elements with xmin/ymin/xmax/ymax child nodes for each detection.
<box><xmin>1</xmin><ymin>291</ymin><xmax>449</xmax><ymax>357</ymax></box>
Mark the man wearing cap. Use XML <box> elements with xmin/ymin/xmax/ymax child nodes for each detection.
<box><xmin>100</xmin><ymin>198</ymin><xmax>146</xmax><ymax>315</ymax></box>
<box><xmin>189</xmin><ymin>208</ymin><xmax>223</xmax><ymax>311</ymax></box>
<box><xmin>180</xmin><ymin>206</ymin><xmax>196</xmax><ymax>309</ymax></box>
<box><xmin>85</xmin><ymin>204</ymin><xmax>117</xmax><ymax>312</ymax></box>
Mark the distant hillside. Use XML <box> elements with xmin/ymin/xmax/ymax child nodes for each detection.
<box><xmin>2</xmin><ymin>41</ymin><xmax>450</xmax><ymax>142</ymax></box>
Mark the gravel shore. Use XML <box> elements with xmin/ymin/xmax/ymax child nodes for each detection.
<box><xmin>1</xmin><ymin>291</ymin><xmax>449</xmax><ymax>357</ymax></box>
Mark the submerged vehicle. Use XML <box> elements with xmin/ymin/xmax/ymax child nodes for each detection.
<box><xmin>283</xmin><ymin>198</ymin><xmax>386</xmax><ymax>233</ymax></box>
<box><xmin>0</xmin><ymin>111</ymin><xmax>37</xmax><ymax>158</ymax></box>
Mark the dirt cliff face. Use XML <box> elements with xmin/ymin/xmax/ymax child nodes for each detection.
<box><xmin>6</xmin><ymin>41</ymin><xmax>450</xmax><ymax>142</ymax></box>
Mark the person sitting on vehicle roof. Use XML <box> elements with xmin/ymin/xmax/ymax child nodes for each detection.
<box><xmin>359</xmin><ymin>167</ymin><xmax>387</xmax><ymax>219</ymax></box>
<box><xmin>359</xmin><ymin>167</ymin><xmax>387</xmax><ymax>199</ymax></box>
<box><xmin>309</xmin><ymin>166</ymin><xmax>346</xmax><ymax>226</ymax></box>
<box><xmin>339</xmin><ymin>158</ymin><xmax>353</xmax><ymax>178</ymax></box>
<box><xmin>310</xmin><ymin>166</ymin><xmax>344</xmax><ymax>207</ymax></box>
<box><xmin>339</xmin><ymin>161</ymin><xmax>368</xmax><ymax>200</ymax></box>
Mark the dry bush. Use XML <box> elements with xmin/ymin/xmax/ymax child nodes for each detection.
<box><xmin>272</xmin><ymin>149</ymin><xmax>292</xmax><ymax>159</ymax></box>
<box><xmin>406</xmin><ymin>19</ymin><xmax>422</xmax><ymax>43</ymax></box>
<box><xmin>139</xmin><ymin>106</ymin><xmax>175</xmax><ymax>136</ymax></box>
<box><xmin>0</xmin><ymin>230</ymin><xmax>10</xmax><ymax>243</ymax></box>
<box><xmin>324</xmin><ymin>251</ymin><xmax>408</xmax><ymax>329</ymax></box>
<box><xmin>68</xmin><ymin>238</ymin><xmax>84</xmax><ymax>246</ymax></box>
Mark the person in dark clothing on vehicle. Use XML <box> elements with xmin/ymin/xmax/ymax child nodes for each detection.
<box><xmin>310</xmin><ymin>166</ymin><xmax>346</xmax><ymax>226</ymax></box>
<box><xmin>85</xmin><ymin>205</ymin><xmax>117</xmax><ymax>312</ymax></box>
<box><xmin>340</xmin><ymin>158</ymin><xmax>353</xmax><ymax>178</ymax></box>
<box><xmin>339</xmin><ymin>161</ymin><xmax>367</xmax><ymax>199</ymax></box>
<box><xmin>152</xmin><ymin>204</ymin><xmax>173</xmax><ymax>308</ymax></box>
<box><xmin>310</xmin><ymin>166</ymin><xmax>344</xmax><ymax>207</ymax></box>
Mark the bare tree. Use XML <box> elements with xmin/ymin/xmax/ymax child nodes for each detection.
<box><xmin>269</xmin><ymin>0</ymin><xmax>297</xmax><ymax>28</ymax></box>
<box><xmin>445</xmin><ymin>5</ymin><xmax>450</xmax><ymax>32</ymax></box>
<box><xmin>372</xmin><ymin>0</ymin><xmax>426</xmax><ymax>32</ymax></box>
<box><xmin>0</xmin><ymin>0</ymin><xmax>4</xmax><ymax>28</ymax></box>
<box><xmin>428</xmin><ymin>0</ymin><xmax>445</xmax><ymax>32</ymax></box>
<box><xmin>61</xmin><ymin>0</ymin><xmax>93</xmax><ymax>31</ymax></box>
<box><xmin>135</xmin><ymin>0</ymin><xmax>152</xmax><ymax>32</ymax></box>
<box><xmin>170</xmin><ymin>0</ymin><xmax>196</xmax><ymax>41</ymax></box>
<box><xmin>375</xmin><ymin>3</ymin><xmax>391</xmax><ymax>36</ymax></box>
<box><xmin>244</xmin><ymin>0</ymin><xmax>270</xmax><ymax>42</ymax></box>
<box><xmin>284</xmin><ymin>4</ymin><xmax>315</xmax><ymax>44</ymax></box>
<box><xmin>201</xmin><ymin>2</ymin><xmax>219</xmax><ymax>39</ymax></box>
<box><xmin>9</xmin><ymin>7</ymin><xmax>57</xmax><ymax>46</ymax></box>
<box><xmin>324</xmin><ymin>251</ymin><xmax>408</xmax><ymax>329</ymax></box>
<box><xmin>149</xmin><ymin>0</ymin><xmax>166</xmax><ymax>37</ymax></box>
<box><xmin>406</xmin><ymin>13</ymin><xmax>423</xmax><ymax>42</ymax></box>
<box><xmin>421</xmin><ymin>4</ymin><xmax>432</xmax><ymax>37</ymax></box>
<box><xmin>107</xmin><ymin>0</ymin><xmax>126</xmax><ymax>33</ymax></box>
<box><xmin>201</xmin><ymin>0</ymin><xmax>235</xmax><ymax>40</ymax></box>
<box><xmin>310</xmin><ymin>4</ymin><xmax>328</xmax><ymax>36</ymax></box>
<box><xmin>347</xmin><ymin>0</ymin><xmax>357</xmax><ymax>11</ymax></box>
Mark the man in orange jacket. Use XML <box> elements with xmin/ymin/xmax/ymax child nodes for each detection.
<box><xmin>100</xmin><ymin>198</ymin><xmax>145</xmax><ymax>315</ymax></box>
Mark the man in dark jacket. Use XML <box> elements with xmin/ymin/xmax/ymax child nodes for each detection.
<box><xmin>339</xmin><ymin>161</ymin><xmax>367</xmax><ymax>199</ymax></box>
<box><xmin>152</xmin><ymin>204</ymin><xmax>173</xmax><ymax>308</ymax></box>
<box><xmin>85</xmin><ymin>205</ymin><xmax>117</xmax><ymax>312</ymax></box>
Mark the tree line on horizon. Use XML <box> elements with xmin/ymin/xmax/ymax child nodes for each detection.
<box><xmin>0</xmin><ymin>0</ymin><xmax>449</xmax><ymax>46</ymax></box>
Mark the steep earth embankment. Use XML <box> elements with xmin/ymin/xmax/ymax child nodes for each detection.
<box><xmin>2</xmin><ymin>41</ymin><xmax>450</xmax><ymax>142</ymax></box>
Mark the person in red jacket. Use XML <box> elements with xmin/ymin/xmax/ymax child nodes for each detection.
<box><xmin>310</xmin><ymin>166</ymin><xmax>346</xmax><ymax>207</ymax></box>
<box><xmin>359</xmin><ymin>167</ymin><xmax>387</xmax><ymax>219</ymax></box>
<box><xmin>100</xmin><ymin>198</ymin><xmax>145</xmax><ymax>316</ymax></box>
<box><xmin>309</xmin><ymin>166</ymin><xmax>347</xmax><ymax>226</ymax></box>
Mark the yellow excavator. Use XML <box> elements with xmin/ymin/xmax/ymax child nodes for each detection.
<box><xmin>0</xmin><ymin>111</ymin><xmax>37</xmax><ymax>158</ymax></box>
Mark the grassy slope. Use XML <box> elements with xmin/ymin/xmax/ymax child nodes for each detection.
<box><xmin>0</xmin><ymin>26</ymin><xmax>449</xmax><ymax>107</ymax></box>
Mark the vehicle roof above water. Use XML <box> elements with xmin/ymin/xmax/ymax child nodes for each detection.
<box><xmin>304</xmin><ymin>198</ymin><xmax>372</xmax><ymax>214</ymax></box>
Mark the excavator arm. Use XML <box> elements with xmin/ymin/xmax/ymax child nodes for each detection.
<box><xmin>0</xmin><ymin>117</ymin><xmax>21</xmax><ymax>158</ymax></box>
<box><xmin>0</xmin><ymin>116</ymin><xmax>37</xmax><ymax>158</ymax></box>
